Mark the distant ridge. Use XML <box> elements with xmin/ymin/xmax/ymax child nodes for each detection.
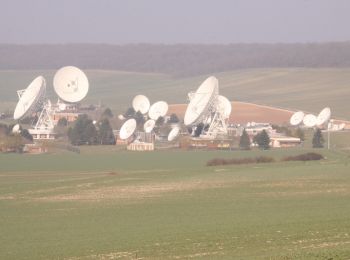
<box><xmin>1</xmin><ymin>42</ymin><xmax>350</xmax><ymax>76</ymax></box>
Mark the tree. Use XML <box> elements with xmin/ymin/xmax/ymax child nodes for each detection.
<box><xmin>134</xmin><ymin>111</ymin><xmax>145</xmax><ymax>126</ymax></box>
<box><xmin>155</xmin><ymin>116</ymin><xmax>165</xmax><ymax>126</ymax></box>
<box><xmin>194</xmin><ymin>123</ymin><xmax>204</xmax><ymax>137</ymax></box>
<box><xmin>124</xmin><ymin>107</ymin><xmax>135</xmax><ymax>118</ymax></box>
<box><xmin>168</xmin><ymin>113</ymin><xmax>179</xmax><ymax>124</ymax></box>
<box><xmin>239</xmin><ymin>129</ymin><xmax>251</xmax><ymax>150</ymax></box>
<box><xmin>312</xmin><ymin>128</ymin><xmax>324</xmax><ymax>148</ymax></box>
<box><xmin>101</xmin><ymin>108</ymin><xmax>113</xmax><ymax>118</ymax></box>
<box><xmin>57</xmin><ymin>117</ymin><xmax>68</xmax><ymax>127</ymax></box>
<box><xmin>97</xmin><ymin>118</ymin><xmax>115</xmax><ymax>145</ymax></box>
<box><xmin>68</xmin><ymin>114</ymin><xmax>98</xmax><ymax>145</ymax></box>
<box><xmin>254</xmin><ymin>130</ymin><xmax>270</xmax><ymax>150</ymax></box>
<box><xmin>20</xmin><ymin>129</ymin><xmax>33</xmax><ymax>142</ymax></box>
<box><xmin>295</xmin><ymin>128</ymin><xmax>305</xmax><ymax>141</ymax></box>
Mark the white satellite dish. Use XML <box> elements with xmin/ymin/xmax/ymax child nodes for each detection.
<box><xmin>13</xmin><ymin>76</ymin><xmax>46</xmax><ymax>120</ymax></box>
<box><xmin>143</xmin><ymin>119</ymin><xmax>156</xmax><ymax>133</ymax></box>
<box><xmin>132</xmin><ymin>95</ymin><xmax>150</xmax><ymax>114</ymax></box>
<box><xmin>119</xmin><ymin>118</ymin><xmax>137</xmax><ymax>140</ymax></box>
<box><xmin>168</xmin><ymin>127</ymin><xmax>180</xmax><ymax>141</ymax></box>
<box><xmin>217</xmin><ymin>95</ymin><xmax>232</xmax><ymax>119</ymax></box>
<box><xmin>12</xmin><ymin>124</ymin><xmax>21</xmax><ymax>133</ymax></box>
<box><xmin>316</xmin><ymin>107</ymin><xmax>331</xmax><ymax>126</ymax></box>
<box><xmin>118</xmin><ymin>114</ymin><xmax>125</xmax><ymax>120</ymax></box>
<box><xmin>53</xmin><ymin>66</ymin><xmax>89</xmax><ymax>103</ymax></box>
<box><xmin>184</xmin><ymin>76</ymin><xmax>218</xmax><ymax>126</ymax></box>
<box><xmin>290</xmin><ymin>111</ymin><xmax>305</xmax><ymax>126</ymax></box>
<box><xmin>149</xmin><ymin>101</ymin><xmax>168</xmax><ymax>120</ymax></box>
<box><xmin>303</xmin><ymin>114</ymin><xmax>317</xmax><ymax>128</ymax></box>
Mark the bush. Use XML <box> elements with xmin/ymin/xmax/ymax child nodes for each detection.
<box><xmin>282</xmin><ymin>152</ymin><xmax>324</xmax><ymax>161</ymax></box>
<box><xmin>206</xmin><ymin>156</ymin><xmax>275</xmax><ymax>166</ymax></box>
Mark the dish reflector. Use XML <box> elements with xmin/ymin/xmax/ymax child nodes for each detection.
<box><xmin>12</xmin><ymin>124</ymin><xmax>21</xmax><ymax>133</ymax></box>
<box><xmin>144</xmin><ymin>119</ymin><xmax>156</xmax><ymax>133</ymax></box>
<box><xmin>149</xmin><ymin>101</ymin><xmax>168</xmax><ymax>120</ymax></box>
<box><xmin>290</xmin><ymin>111</ymin><xmax>305</xmax><ymax>126</ymax></box>
<box><xmin>217</xmin><ymin>95</ymin><xmax>232</xmax><ymax>119</ymax></box>
<box><xmin>184</xmin><ymin>76</ymin><xmax>218</xmax><ymax>126</ymax></box>
<box><xmin>132</xmin><ymin>95</ymin><xmax>150</xmax><ymax>114</ymax></box>
<box><xmin>303</xmin><ymin>114</ymin><xmax>317</xmax><ymax>128</ymax></box>
<box><xmin>53</xmin><ymin>66</ymin><xmax>89</xmax><ymax>103</ymax></box>
<box><xmin>13</xmin><ymin>76</ymin><xmax>46</xmax><ymax>120</ymax></box>
<box><xmin>168</xmin><ymin>127</ymin><xmax>180</xmax><ymax>141</ymax></box>
<box><xmin>119</xmin><ymin>119</ymin><xmax>137</xmax><ymax>140</ymax></box>
<box><xmin>316</xmin><ymin>107</ymin><xmax>331</xmax><ymax>126</ymax></box>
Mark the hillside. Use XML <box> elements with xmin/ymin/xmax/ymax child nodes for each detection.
<box><xmin>1</xmin><ymin>68</ymin><xmax>349</xmax><ymax>120</ymax></box>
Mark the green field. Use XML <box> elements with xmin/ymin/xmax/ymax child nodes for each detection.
<box><xmin>1</xmin><ymin>148</ymin><xmax>350</xmax><ymax>259</ymax></box>
<box><xmin>1</xmin><ymin>68</ymin><xmax>350</xmax><ymax>119</ymax></box>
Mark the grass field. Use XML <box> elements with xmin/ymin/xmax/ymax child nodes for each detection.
<box><xmin>1</xmin><ymin>147</ymin><xmax>350</xmax><ymax>259</ymax></box>
<box><xmin>1</xmin><ymin>68</ymin><xmax>350</xmax><ymax>119</ymax></box>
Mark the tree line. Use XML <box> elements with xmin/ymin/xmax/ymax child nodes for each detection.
<box><xmin>1</xmin><ymin>42</ymin><xmax>350</xmax><ymax>76</ymax></box>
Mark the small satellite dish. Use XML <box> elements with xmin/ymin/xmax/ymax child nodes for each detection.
<box><xmin>93</xmin><ymin>120</ymin><xmax>97</xmax><ymax>125</ymax></box>
<box><xmin>217</xmin><ymin>95</ymin><xmax>232</xmax><ymax>119</ymax></box>
<box><xmin>144</xmin><ymin>119</ymin><xmax>156</xmax><ymax>133</ymax></box>
<box><xmin>12</xmin><ymin>124</ymin><xmax>21</xmax><ymax>133</ymax></box>
<box><xmin>119</xmin><ymin>118</ymin><xmax>137</xmax><ymax>140</ymax></box>
<box><xmin>168</xmin><ymin>127</ymin><xmax>180</xmax><ymax>141</ymax></box>
<box><xmin>132</xmin><ymin>95</ymin><xmax>150</xmax><ymax>114</ymax></box>
<box><xmin>290</xmin><ymin>111</ymin><xmax>305</xmax><ymax>126</ymax></box>
<box><xmin>316</xmin><ymin>107</ymin><xmax>331</xmax><ymax>126</ymax></box>
<box><xmin>13</xmin><ymin>76</ymin><xmax>46</xmax><ymax>120</ymax></box>
<box><xmin>303</xmin><ymin>114</ymin><xmax>317</xmax><ymax>128</ymax></box>
<box><xmin>184</xmin><ymin>76</ymin><xmax>219</xmax><ymax>126</ymax></box>
<box><xmin>53</xmin><ymin>66</ymin><xmax>89</xmax><ymax>103</ymax></box>
<box><xmin>149</xmin><ymin>101</ymin><xmax>169</xmax><ymax>120</ymax></box>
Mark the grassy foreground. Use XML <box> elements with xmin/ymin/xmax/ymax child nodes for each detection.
<box><xmin>1</xmin><ymin>148</ymin><xmax>350</xmax><ymax>259</ymax></box>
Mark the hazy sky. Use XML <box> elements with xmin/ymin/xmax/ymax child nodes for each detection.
<box><xmin>1</xmin><ymin>0</ymin><xmax>350</xmax><ymax>44</ymax></box>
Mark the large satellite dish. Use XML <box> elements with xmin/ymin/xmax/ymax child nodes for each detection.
<box><xmin>168</xmin><ymin>127</ymin><xmax>180</xmax><ymax>141</ymax></box>
<box><xmin>316</xmin><ymin>107</ymin><xmax>331</xmax><ymax>126</ymax></box>
<box><xmin>149</xmin><ymin>101</ymin><xmax>168</xmax><ymax>120</ymax></box>
<box><xmin>290</xmin><ymin>111</ymin><xmax>305</xmax><ymax>126</ymax></box>
<box><xmin>217</xmin><ymin>95</ymin><xmax>232</xmax><ymax>119</ymax></box>
<box><xmin>53</xmin><ymin>66</ymin><xmax>89</xmax><ymax>103</ymax></box>
<box><xmin>303</xmin><ymin>114</ymin><xmax>317</xmax><ymax>128</ymax></box>
<box><xmin>132</xmin><ymin>95</ymin><xmax>150</xmax><ymax>114</ymax></box>
<box><xmin>119</xmin><ymin>119</ymin><xmax>137</xmax><ymax>140</ymax></box>
<box><xmin>13</xmin><ymin>76</ymin><xmax>46</xmax><ymax>120</ymax></box>
<box><xmin>143</xmin><ymin>119</ymin><xmax>156</xmax><ymax>133</ymax></box>
<box><xmin>184</xmin><ymin>76</ymin><xmax>218</xmax><ymax>126</ymax></box>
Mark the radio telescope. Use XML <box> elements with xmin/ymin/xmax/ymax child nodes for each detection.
<box><xmin>119</xmin><ymin>119</ymin><xmax>137</xmax><ymax>140</ymax></box>
<box><xmin>132</xmin><ymin>95</ymin><xmax>150</xmax><ymax>114</ymax></box>
<box><xmin>290</xmin><ymin>111</ymin><xmax>304</xmax><ymax>126</ymax></box>
<box><xmin>149</xmin><ymin>101</ymin><xmax>168</xmax><ymax>120</ymax></box>
<box><xmin>168</xmin><ymin>127</ymin><xmax>180</xmax><ymax>141</ymax></box>
<box><xmin>303</xmin><ymin>114</ymin><xmax>317</xmax><ymax>128</ymax></box>
<box><xmin>53</xmin><ymin>66</ymin><xmax>89</xmax><ymax>103</ymax></box>
<box><xmin>144</xmin><ymin>119</ymin><xmax>156</xmax><ymax>133</ymax></box>
<box><xmin>184</xmin><ymin>76</ymin><xmax>231</xmax><ymax>138</ymax></box>
<box><xmin>316</xmin><ymin>107</ymin><xmax>331</xmax><ymax>127</ymax></box>
<box><xmin>13</xmin><ymin>76</ymin><xmax>46</xmax><ymax>120</ymax></box>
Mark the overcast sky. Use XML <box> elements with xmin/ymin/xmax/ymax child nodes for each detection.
<box><xmin>1</xmin><ymin>0</ymin><xmax>350</xmax><ymax>44</ymax></box>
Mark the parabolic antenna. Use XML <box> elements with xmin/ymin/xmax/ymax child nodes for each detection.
<box><xmin>143</xmin><ymin>119</ymin><xmax>156</xmax><ymax>133</ymax></box>
<box><xmin>184</xmin><ymin>76</ymin><xmax>219</xmax><ymax>126</ymax></box>
<box><xmin>119</xmin><ymin>118</ymin><xmax>137</xmax><ymax>140</ymax></box>
<box><xmin>168</xmin><ymin>127</ymin><xmax>180</xmax><ymax>141</ymax></box>
<box><xmin>303</xmin><ymin>114</ymin><xmax>317</xmax><ymax>128</ymax></box>
<box><xmin>149</xmin><ymin>101</ymin><xmax>168</xmax><ymax>120</ymax></box>
<box><xmin>12</xmin><ymin>124</ymin><xmax>21</xmax><ymax>133</ymax></box>
<box><xmin>53</xmin><ymin>66</ymin><xmax>89</xmax><ymax>103</ymax></box>
<box><xmin>132</xmin><ymin>95</ymin><xmax>150</xmax><ymax>114</ymax></box>
<box><xmin>290</xmin><ymin>111</ymin><xmax>305</xmax><ymax>126</ymax></box>
<box><xmin>217</xmin><ymin>95</ymin><xmax>232</xmax><ymax>119</ymax></box>
<box><xmin>316</xmin><ymin>107</ymin><xmax>331</xmax><ymax>126</ymax></box>
<box><xmin>13</xmin><ymin>76</ymin><xmax>46</xmax><ymax>120</ymax></box>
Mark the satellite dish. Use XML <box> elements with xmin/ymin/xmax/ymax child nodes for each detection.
<box><xmin>316</xmin><ymin>107</ymin><xmax>331</xmax><ymax>126</ymax></box>
<box><xmin>12</xmin><ymin>124</ymin><xmax>21</xmax><ymax>133</ymax></box>
<box><xmin>168</xmin><ymin>127</ymin><xmax>180</xmax><ymax>141</ymax></box>
<box><xmin>119</xmin><ymin>118</ymin><xmax>137</xmax><ymax>140</ymax></box>
<box><xmin>339</xmin><ymin>123</ymin><xmax>346</xmax><ymax>130</ymax></box>
<box><xmin>132</xmin><ymin>95</ymin><xmax>150</xmax><ymax>114</ymax></box>
<box><xmin>303</xmin><ymin>114</ymin><xmax>317</xmax><ymax>128</ymax></box>
<box><xmin>118</xmin><ymin>114</ymin><xmax>125</xmax><ymax>120</ymax></box>
<box><xmin>149</xmin><ymin>101</ymin><xmax>169</xmax><ymax>120</ymax></box>
<box><xmin>13</xmin><ymin>76</ymin><xmax>46</xmax><ymax>120</ymax></box>
<box><xmin>217</xmin><ymin>95</ymin><xmax>232</xmax><ymax>119</ymax></box>
<box><xmin>184</xmin><ymin>76</ymin><xmax>219</xmax><ymax>126</ymax></box>
<box><xmin>290</xmin><ymin>111</ymin><xmax>305</xmax><ymax>126</ymax></box>
<box><xmin>143</xmin><ymin>119</ymin><xmax>156</xmax><ymax>133</ymax></box>
<box><xmin>53</xmin><ymin>66</ymin><xmax>89</xmax><ymax>103</ymax></box>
